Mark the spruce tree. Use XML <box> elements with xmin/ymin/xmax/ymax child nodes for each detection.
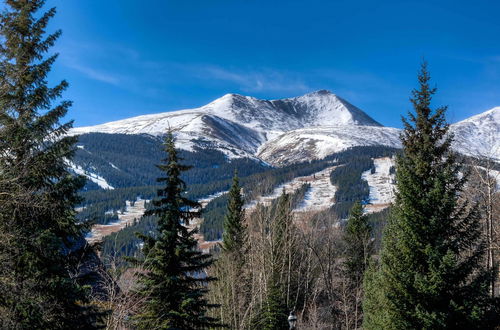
<box><xmin>0</xmin><ymin>1</ymin><xmax>101</xmax><ymax>328</ymax></box>
<box><xmin>222</xmin><ymin>170</ymin><xmax>245</xmax><ymax>253</ymax></box>
<box><xmin>344</xmin><ymin>201</ymin><xmax>372</xmax><ymax>284</ymax></box>
<box><xmin>363</xmin><ymin>62</ymin><xmax>499</xmax><ymax>329</ymax></box>
<box><xmin>133</xmin><ymin>131</ymin><xmax>219</xmax><ymax>329</ymax></box>
<box><xmin>215</xmin><ymin>170</ymin><xmax>247</xmax><ymax>328</ymax></box>
<box><xmin>343</xmin><ymin>201</ymin><xmax>372</xmax><ymax>328</ymax></box>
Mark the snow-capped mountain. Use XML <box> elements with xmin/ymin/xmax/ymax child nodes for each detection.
<box><xmin>71</xmin><ymin>90</ymin><xmax>387</xmax><ymax>160</ymax></box>
<box><xmin>257</xmin><ymin>126</ymin><xmax>402</xmax><ymax>165</ymax></box>
<box><xmin>450</xmin><ymin>107</ymin><xmax>500</xmax><ymax>161</ymax></box>
<box><xmin>71</xmin><ymin>91</ymin><xmax>499</xmax><ymax>165</ymax></box>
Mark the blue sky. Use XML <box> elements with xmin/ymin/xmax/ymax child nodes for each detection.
<box><xmin>36</xmin><ymin>0</ymin><xmax>500</xmax><ymax>128</ymax></box>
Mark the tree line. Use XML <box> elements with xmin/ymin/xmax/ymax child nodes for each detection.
<box><xmin>0</xmin><ymin>1</ymin><xmax>499</xmax><ymax>329</ymax></box>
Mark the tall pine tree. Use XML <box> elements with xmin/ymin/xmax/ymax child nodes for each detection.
<box><xmin>214</xmin><ymin>170</ymin><xmax>247</xmax><ymax>328</ymax></box>
<box><xmin>0</xmin><ymin>1</ymin><xmax>101</xmax><ymax>328</ymax></box>
<box><xmin>133</xmin><ymin>131</ymin><xmax>220</xmax><ymax>329</ymax></box>
<box><xmin>344</xmin><ymin>201</ymin><xmax>372</xmax><ymax>284</ymax></box>
<box><xmin>222</xmin><ymin>171</ymin><xmax>245</xmax><ymax>253</ymax></box>
<box><xmin>363</xmin><ymin>62</ymin><xmax>499</xmax><ymax>329</ymax></box>
<box><xmin>342</xmin><ymin>201</ymin><xmax>372</xmax><ymax>328</ymax></box>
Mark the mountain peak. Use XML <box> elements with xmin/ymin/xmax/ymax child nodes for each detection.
<box><xmin>450</xmin><ymin>106</ymin><xmax>500</xmax><ymax>160</ymax></box>
<box><xmin>308</xmin><ymin>89</ymin><xmax>333</xmax><ymax>96</ymax></box>
<box><xmin>459</xmin><ymin>106</ymin><xmax>500</xmax><ymax>124</ymax></box>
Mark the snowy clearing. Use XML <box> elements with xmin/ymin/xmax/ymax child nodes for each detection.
<box><xmin>294</xmin><ymin>168</ymin><xmax>337</xmax><ymax>212</ymax></box>
<box><xmin>86</xmin><ymin>199</ymin><xmax>147</xmax><ymax>244</ymax></box>
<box><xmin>86</xmin><ymin>192</ymin><xmax>228</xmax><ymax>246</ymax></box>
<box><xmin>69</xmin><ymin>162</ymin><xmax>114</xmax><ymax>190</ymax></box>
<box><xmin>245</xmin><ymin>165</ymin><xmax>338</xmax><ymax>213</ymax></box>
<box><xmin>362</xmin><ymin>157</ymin><xmax>395</xmax><ymax>214</ymax></box>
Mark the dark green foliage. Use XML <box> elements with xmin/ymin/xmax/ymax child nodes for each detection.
<box><xmin>78</xmin><ymin>185</ymin><xmax>159</xmax><ymax>225</ymax></box>
<box><xmin>366</xmin><ymin>207</ymin><xmax>391</xmax><ymax>251</ymax></box>
<box><xmin>340</xmin><ymin>202</ymin><xmax>373</xmax><ymax>329</ymax></box>
<box><xmin>74</xmin><ymin>133</ymin><xmax>268</xmax><ymax>226</ymax></box>
<box><xmin>75</xmin><ymin>133</ymin><xmax>165</xmax><ymax>188</ymax></box>
<box><xmin>198</xmin><ymin>194</ymin><xmax>230</xmax><ymax>241</ymax></box>
<box><xmin>215</xmin><ymin>171</ymin><xmax>248</xmax><ymax>329</ymax></box>
<box><xmin>100</xmin><ymin>214</ymin><xmax>157</xmax><ymax>265</ymax></box>
<box><xmin>259</xmin><ymin>283</ymin><xmax>289</xmax><ymax>330</ymax></box>
<box><xmin>133</xmin><ymin>132</ymin><xmax>219</xmax><ymax>329</ymax></box>
<box><xmin>74</xmin><ymin>132</ymin><xmax>269</xmax><ymax>190</ymax></box>
<box><xmin>0</xmin><ymin>1</ymin><xmax>102</xmax><ymax>328</ymax></box>
<box><xmin>222</xmin><ymin>172</ymin><xmax>245</xmax><ymax>252</ymax></box>
<box><xmin>344</xmin><ymin>202</ymin><xmax>372</xmax><ymax>284</ymax></box>
<box><xmin>363</xmin><ymin>63</ymin><xmax>499</xmax><ymax>329</ymax></box>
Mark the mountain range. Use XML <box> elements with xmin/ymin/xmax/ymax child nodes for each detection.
<box><xmin>71</xmin><ymin>90</ymin><xmax>499</xmax><ymax>166</ymax></box>
<box><xmin>72</xmin><ymin>90</ymin><xmax>499</xmax><ymax>249</ymax></box>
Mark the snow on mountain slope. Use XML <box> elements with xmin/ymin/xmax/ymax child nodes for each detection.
<box><xmin>255</xmin><ymin>107</ymin><xmax>498</xmax><ymax>165</ymax></box>
<box><xmin>72</xmin><ymin>90</ymin><xmax>379</xmax><ymax>136</ymax></box>
<box><xmin>71</xmin><ymin>90</ymin><xmax>383</xmax><ymax>159</ymax></box>
<box><xmin>294</xmin><ymin>167</ymin><xmax>337</xmax><ymax>212</ymax></box>
<box><xmin>257</xmin><ymin>126</ymin><xmax>402</xmax><ymax>165</ymax></box>
<box><xmin>71</xmin><ymin>91</ymin><xmax>499</xmax><ymax>166</ymax></box>
<box><xmin>270</xmin><ymin>90</ymin><xmax>381</xmax><ymax>127</ymax></box>
<box><xmin>68</xmin><ymin>162</ymin><xmax>115</xmax><ymax>190</ymax></box>
<box><xmin>450</xmin><ymin>107</ymin><xmax>500</xmax><ymax>160</ymax></box>
<box><xmin>362</xmin><ymin>157</ymin><xmax>396</xmax><ymax>213</ymax></box>
<box><xmin>244</xmin><ymin>165</ymin><xmax>338</xmax><ymax>212</ymax></box>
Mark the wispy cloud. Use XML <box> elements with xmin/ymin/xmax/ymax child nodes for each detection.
<box><xmin>56</xmin><ymin>41</ymin><xmax>314</xmax><ymax>99</ymax></box>
<box><xmin>199</xmin><ymin>66</ymin><xmax>310</xmax><ymax>93</ymax></box>
<box><xmin>64</xmin><ymin>62</ymin><xmax>121</xmax><ymax>85</ymax></box>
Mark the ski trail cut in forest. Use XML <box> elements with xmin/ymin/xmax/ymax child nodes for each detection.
<box><xmin>362</xmin><ymin>157</ymin><xmax>396</xmax><ymax>214</ymax></box>
<box><xmin>85</xmin><ymin>192</ymin><xmax>228</xmax><ymax>245</ymax></box>
<box><xmin>244</xmin><ymin>165</ymin><xmax>338</xmax><ymax>213</ymax></box>
<box><xmin>86</xmin><ymin>199</ymin><xmax>148</xmax><ymax>244</ymax></box>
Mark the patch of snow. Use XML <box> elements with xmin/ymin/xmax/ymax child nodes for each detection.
<box><xmin>68</xmin><ymin>162</ymin><xmax>115</xmax><ymax>190</ymax></box>
<box><xmin>474</xmin><ymin>166</ymin><xmax>500</xmax><ymax>191</ymax></box>
<box><xmin>258</xmin><ymin>126</ymin><xmax>402</xmax><ymax>165</ymax></box>
<box><xmin>199</xmin><ymin>191</ymin><xmax>228</xmax><ymax>207</ymax></box>
<box><xmin>294</xmin><ymin>167</ymin><xmax>337</xmax><ymax>212</ymax></box>
<box><xmin>86</xmin><ymin>199</ymin><xmax>147</xmax><ymax>244</ymax></box>
<box><xmin>109</xmin><ymin>162</ymin><xmax>120</xmax><ymax>170</ymax></box>
<box><xmin>362</xmin><ymin>157</ymin><xmax>396</xmax><ymax>214</ymax></box>
<box><xmin>450</xmin><ymin>107</ymin><xmax>500</xmax><ymax>161</ymax></box>
<box><xmin>245</xmin><ymin>165</ymin><xmax>338</xmax><ymax>212</ymax></box>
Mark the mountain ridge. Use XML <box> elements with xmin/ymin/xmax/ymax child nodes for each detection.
<box><xmin>71</xmin><ymin>91</ymin><xmax>499</xmax><ymax>164</ymax></box>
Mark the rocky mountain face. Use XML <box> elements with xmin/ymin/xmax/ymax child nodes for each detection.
<box><xmin>71</xmin><ymin>91</ymin><xmax>499</xmax><ymax>166</ymax></box>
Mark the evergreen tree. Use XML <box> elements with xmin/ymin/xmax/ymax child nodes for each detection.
<box><xmin>214</xmin><ymin>170</ymin><xmax>247</xmax><ymax>328</ymax></box>
<box><xmin>0</xmin><ymin>1</ymin><xmax>101</xmax><ymax>328</ymax></box>
<box><xmin>363</xmin><ymin>62</ymin><xmax>499</xmax><ymax>329</ymax></box>
<box><xmin>260</xmin><ymin>282</ymin><xmax>289</xmax><ymax>330</ymax></box>
<box><xmin>342</xmin><ymin>201</ymin><xmax>372</xmax><ymax>328</ymax></box>
<box><xmin>133</xmin><ymin>131</ymin><xmax>220</xmax><ymax>329</ymax></box>
<box><xmin>344</xmin><ymin>201</ymin><xmax>372</xmax><ymax>283</ymax></box>
<box><xmin>222</xmin><ymin>170</ymin><xmax>245</xmax><ymax>253</ymax></box>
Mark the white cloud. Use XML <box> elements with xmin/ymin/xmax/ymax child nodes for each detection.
<box><xmin>65</xmin><ymin>62</ymin><xmax>121</xmax><ymax>85</ymax></box>
<box><xmin>200</xmin><ymin>66</ymin><xmax>310</xmax><ymax>93</ymax></box>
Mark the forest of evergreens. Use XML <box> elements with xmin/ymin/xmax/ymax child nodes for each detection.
<box><xmin>0</xmin><ymin>1</ymin><xmax>499</xmax><ymax>329</ymax></box>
